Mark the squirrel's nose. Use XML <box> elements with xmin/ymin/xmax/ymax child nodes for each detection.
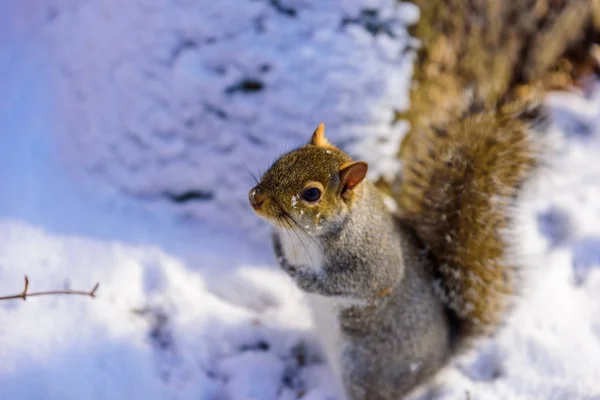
<box><xmin>249</xmin><ymin>188</ymin><xmax>266</xmax><ymax>210</ymax></box>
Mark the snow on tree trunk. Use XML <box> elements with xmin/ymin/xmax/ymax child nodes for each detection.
<box><xmin>34</xmin><ymin>0</ymin><xmax>418</xmax><ymax>233</ymax></box>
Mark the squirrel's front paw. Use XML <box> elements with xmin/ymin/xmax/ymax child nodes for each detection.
<box><xmin>291</xmin><ymin>270</ymin><xmax>321</xmax><ymax>293</ymax></box>
<box><xmin>272</xmin><ymin>231</ymin><xmax>321</xmax><ymax>292</ymax></box>
<box><xmin>277</xmin><ymin>261</ymin><xmax>319</xmax><ymax>292</ymax></box>
<box><xmin>279</xmin><ymin>260</ymin><xmax>298</xmax><ymax>277</ymax></box>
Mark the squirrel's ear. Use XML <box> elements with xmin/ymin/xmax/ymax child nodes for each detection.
<box><xmin>310</xmin><ymin>123</ymin><xmax>332</xmax><ymax>147</ymax></box>
<box><xmin>339</xmin><ymin>161</ymin><xmax>368</xmax><ymax>199</ymax></box>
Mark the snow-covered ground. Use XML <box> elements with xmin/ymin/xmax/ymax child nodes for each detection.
<box><xmin>1</xmin><ymin>1</ymin><xmax>600</xmax><ymax>399</ymax></box>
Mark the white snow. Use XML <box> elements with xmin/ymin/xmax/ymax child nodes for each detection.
<box><xmin>10</xmin><ymin>0</ymin><xmax>417</xmax><ymax>236</ymax></box>
<box><xmin>1</xmin><ymin>0</ymin><xmax>600</xmax><ymax>399</ymax></box>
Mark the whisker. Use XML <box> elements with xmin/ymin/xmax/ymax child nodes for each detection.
<box><xmin>294</xmin><ymin>228</ymin><xmax>315</xmax><ymax>266</ymax></box>
<box><xmin>242</xmin><ymin>162</ymin><xmax>260</xmax><ymax>184</ymax></box>
<box><xmin>279</xmin><ymin>216</ymin><xmax>297</xmax><ymax>258</ymax></box>
<box><xmin>281</xmin><ymin>212</ymin><xmax>316</xmax><ymax>266</ymax></box>
<box><xmin>284</xmin><ymin>211</ymin><xmax>319</xmax><ymax>248</ymax></box>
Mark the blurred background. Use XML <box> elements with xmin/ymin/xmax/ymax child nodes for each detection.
<box><xmin>1</xmin><ymin>1</ymin><xmax>600</xmax><ymax>399</ymax></box>
<box><xmin>0</xmin><ymin>0</ymin><xmax>415</xmax><ymax>245</ymax></box>
<box><xmin>0</xmin><ymin>1</ymin><xmax>418</xmax><ymax>399</ymax></box>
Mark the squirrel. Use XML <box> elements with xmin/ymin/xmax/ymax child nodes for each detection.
<box><xmin>247</xmin><ymin>1</ymin><xmax>600</xmax><ymax>399</ymax></box>
<box><xmin>248</xmin><ymin>108</ymin><xmax>542</xmax><ymax>399</ymax></box>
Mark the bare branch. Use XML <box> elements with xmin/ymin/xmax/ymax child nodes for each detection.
<box><xmin>0</xmin><ymin>276</ymin><xmax>100</xmax><ymax>301</ymax></box>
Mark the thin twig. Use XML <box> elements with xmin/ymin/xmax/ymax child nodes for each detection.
<box><xmin>0</xmin><ymin>276</ymin><xmax>100</xmax><ymax>301</ymax></box>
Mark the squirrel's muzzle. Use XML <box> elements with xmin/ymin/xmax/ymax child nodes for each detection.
<box><xmin>249</xmin><ymin>187</ymin><xmax>267</xmax><ymax>211</ymax></box>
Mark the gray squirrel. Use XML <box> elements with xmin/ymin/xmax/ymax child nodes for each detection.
<box><xmin>246</xmin><ymin>0</ymin><xmax>600</xmax><ymax>395</ymax></box>
<box><xmin>248</xmin><ymin>103</ymin><xmax>542</xmax><ymax>399</ymax></box>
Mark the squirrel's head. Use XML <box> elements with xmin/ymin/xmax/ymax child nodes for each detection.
<box><xmin>249</xmin><ymin>124</ymin><xmax>368</xmax><ymax>235</ymax></box>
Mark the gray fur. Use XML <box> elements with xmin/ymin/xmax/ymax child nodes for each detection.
<box><xmin>273</xmin><ymin>181</ymin><xmax>451</xmax><ymax>399</ymax></box>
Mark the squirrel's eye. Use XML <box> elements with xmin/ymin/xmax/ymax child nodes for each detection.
<box><xmin>302</xmin><ymin>187</ymin><xmax>321</xmax><ymax>203</ymax></box>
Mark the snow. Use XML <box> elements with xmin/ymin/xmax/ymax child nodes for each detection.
<box><xmin>0</xmin><ymin>221</ymin><xmax>319</xmax><ymax>399</ymax></box>
<box><xmin>1</xmin><ymin>0</ymin><xmax>600</xmax><ymax>399</ymax></box>
<box><xmin>12</xmin><ymin>0</ymin><xmax>417</xmax><ymax>236</ymax></box>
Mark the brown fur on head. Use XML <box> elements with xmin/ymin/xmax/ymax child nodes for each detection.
<box><xmin>249</xmin><ymin>124</ymin><xmax>368</xmax><ymax>235</ymax></box>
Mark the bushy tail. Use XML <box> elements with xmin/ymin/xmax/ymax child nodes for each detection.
<box><xmin>396</xmin><ymin>101</ymin><xmax>545</xmax><ymax>338</ymax></box>
<box><xmin>399</xmin><ymin>0</ymin><xmax>600</xmax><ymax>135</ymax></box>
<box><xmin>392</xmin><ymin>0</ymin><xmax>599</xmax><ymax>341</ymax></box>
